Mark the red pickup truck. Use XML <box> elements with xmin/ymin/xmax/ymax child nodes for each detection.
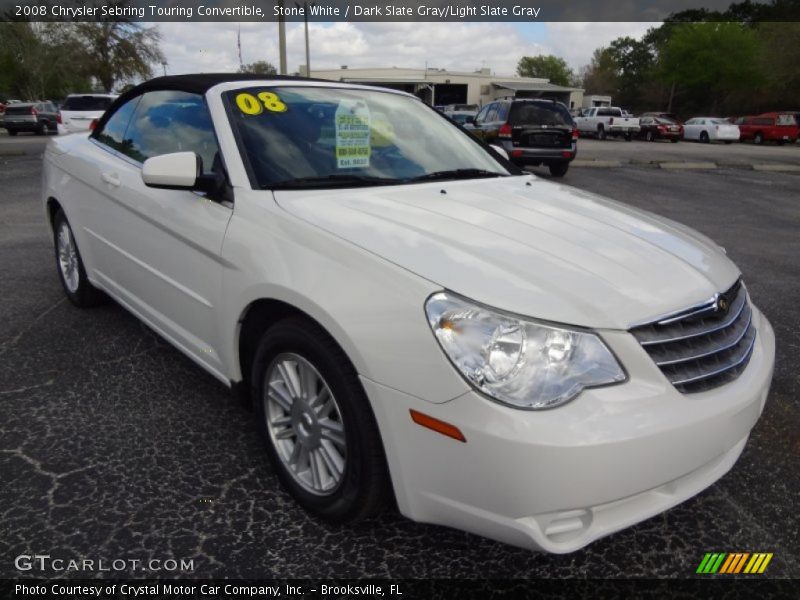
<box><xmin>733</xmin><ymin>112</ymin><xmax>799</xmax><ymax>145</ymax></box>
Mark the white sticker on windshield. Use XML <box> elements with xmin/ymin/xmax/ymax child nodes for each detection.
<box><xmin>335</xmin><ymin>100</ymin><xmax>371</xmax><ymax>169</ymax></box>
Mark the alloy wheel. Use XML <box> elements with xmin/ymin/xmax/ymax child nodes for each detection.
<box><xmin>57</xmin><ymin>221</ymin><xmax>80</xmax><ymax>293</ymax></box>
<box><xmin>264</xmin><ymin>353</ymin><xmax>347</xmax><ymax>496</ymax></box>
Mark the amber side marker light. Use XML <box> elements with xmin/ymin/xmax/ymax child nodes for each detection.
<box><xmin>409</xmin><ymin>409</ymin><xmax>466</xmax><ymax>443</ymax></box>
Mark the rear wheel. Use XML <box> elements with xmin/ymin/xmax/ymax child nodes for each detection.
<box><xmin>670</xmin><ymin>138</ymin><xmax>679</xmax><ymax>143</ymax></box>
<box><xmin>252</xmin><ymin>317</ymin><xmax>390</xmax><ymax>522</ymax></box>
<box><xmin>645</xmin><ymin>130</ymin><xmax>655</xmax><ymax>142</ymax></box>
<box><xmin>8</xmin><ymin>130</ymin><xmax>18</xmax><ymax>136</ymax></box>
<box><xmin>548</xmin><ymin>162</ymin><xmax>569</xmax><ymax>177</ymax></box>
<box><xmin>38</xmin><ymin>121</ymin><xmax>50</xmax><ymax>136</ymax></box>
<box><xmin>754</xmin><ymin>132</ymin><xmax>764</xmax><ymax>145</ymax></box>
<box><xmin>53</xmin><ymin>209</ymin><xmax>107</xmax><ymax>307</ymax></box>
<box><xmin>597</xmin><ymin>126</ymin><xmax>606</xmax><ymax>140</ymax></box>
<box><xmin>623</xmin><ymin>132</ymin><xmax>632</xmax><ymax>141</ymax></box>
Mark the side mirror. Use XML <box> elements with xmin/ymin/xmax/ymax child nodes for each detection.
<box><xmin>142</xmin><ymin>151</ymin><xmax>226</xmax><ymax>197</ymax></box>
<box><xmin>490</xmin><ymin>144</ymin><xmax>509</xmax><ymax>160</ymax></box>
<box><xmin>142</xmin><ymin>152</ymin><xmax>200</xmax><ymax>189</ymax></box>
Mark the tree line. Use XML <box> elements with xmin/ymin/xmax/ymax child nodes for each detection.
<box><xmin>0</xmin><ymin>21</ymin><xmax>164</xmax><ymax>100</ymax></box>
<box><xmin>517</xmin><ymin>0</ymin><xmax>800</xmax><ymax>117</ymax></box>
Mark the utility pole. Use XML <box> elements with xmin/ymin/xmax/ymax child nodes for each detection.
<box><xmin>237</xmin><ymin>25</ymin><xmax>243</xmax><ymax>70</ymax></box>
<box><xmin>304</xmin><ymin>3</ymin><xmax>311</xmax><ymax>76</ymax></box>
<box><xmin>278</xmin><ymin>0</ymin><xmax>287</xmax><ymax>75</ymax></box>
<box><xmin>295</xmin><ymin>2</ymin><xmax>315</xmax><ymax>76</ymax></box>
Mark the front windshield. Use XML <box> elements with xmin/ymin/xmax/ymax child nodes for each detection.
<box><xmin>224</xmin><ymin>86</ymin><xmax>512</xmax><ymax>188</ymax></box>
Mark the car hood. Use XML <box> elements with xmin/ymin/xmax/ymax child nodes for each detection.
<box><xmin>273</xmin><ymin>175</ymin><xmax>740</xmax><ymax>329</ymax></box>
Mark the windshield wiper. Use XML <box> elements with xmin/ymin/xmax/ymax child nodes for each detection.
<box><xmin>265</xmin><ymin>174</ymin><xmax>402</xmax><ymax>190</ymax></box>
<box><xmin>405</xmin><ymin>169</ymin><xmax>507</xmax><ymax>183</ymax></box>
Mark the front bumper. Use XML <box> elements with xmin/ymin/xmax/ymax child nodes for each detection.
<box><xmin>365</xmin><ymin>305</ymin><xmax>775</xmax><ymax>553</ymax></box>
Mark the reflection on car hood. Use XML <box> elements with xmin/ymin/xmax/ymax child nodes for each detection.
<box><xmin>274</xmin><ymin>175</ymin><xmax>740</xmax><ymax>329</ymax></box>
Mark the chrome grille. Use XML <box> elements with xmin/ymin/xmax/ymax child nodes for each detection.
<box><xmin>630</xmin><ymin>280</ymin><xmax>756</xmax><ymax>393</ymax></box>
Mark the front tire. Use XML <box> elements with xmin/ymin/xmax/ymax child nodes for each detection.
<box><xmin>597</xmin><ymin>126</ymin><xmax>606</xmax><ymax>140</ymax></box>
<box><xmin>252</xmin><ymin>317</ymin><xmax>390</xmax><ymax>523</ymax></box>
<box><xmin>754</xmin><ymin>132</ymin><xmax>764</xmax><ymax>145</ymax></box>
<box><xmin>645</xmin><ymin>130</ymin><xmax>655</xmax><ymax>142</ymax></box>
<box><xmin>8</xmin><ymin>130</ymin><xmax>18</xmax><ymax>136</ymax></box>
<box><xmin>53</xmin><ymin>209</ymin><xmax>107</xmax><ymax>307</ymax></box>
<box><xmin>548</xmin><ymin>162</ymin><xmax>569</xmax><ymax>177</ymax></box>
<box><xmin>700</xmin><ymin>131</ymin><xmax>710</xmax><ymax>143</ymax></box>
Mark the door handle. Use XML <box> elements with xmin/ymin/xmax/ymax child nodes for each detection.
<box><xmin>101</xmin><ymin>172</ymin><xmax>121</xmax><ymax>187</ymax></box>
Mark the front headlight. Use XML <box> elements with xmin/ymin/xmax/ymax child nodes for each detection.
<box><xmin>425</xmin><ymin>292</ymin><xmax>626</xmax><ymax>409</ymax></box>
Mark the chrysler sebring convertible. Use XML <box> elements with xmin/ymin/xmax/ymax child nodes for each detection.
<box><xmin>42</xmin><ymin>75</ymin><xmax>775</xmax><ymax>553</ymax></box>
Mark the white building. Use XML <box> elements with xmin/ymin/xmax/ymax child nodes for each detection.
<box><xmin>306</xmin><ymin>66</ymin><xmax>584</xmax><ymax>110</ymax></box>
<box><xmin>582</xmin><ymin>94</ymin><xmax>612</xmax><ymax>109</ymax></box>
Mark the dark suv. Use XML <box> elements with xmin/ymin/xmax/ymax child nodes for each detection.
<box><xmin>469</xmin><ymin>98</ymin><xmax>578</xmax><ymax>177</ymax></box>
<box><xmin>2</xmin><ymin>101</ymin><xmax>59</xmax><ymax>135</ymax></box>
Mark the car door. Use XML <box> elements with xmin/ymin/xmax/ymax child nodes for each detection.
<box><xmin>86</xmin><ymin>90</ymin><xmax>233</xmax><ymax>378</ymax></box>
<box><xmin>640</xmin><ymin>116</ymin><xmax>652</xmax><ymax>137</ymax></box>
<box><xmin>479</xmin><ymin>103</ymin><xmax>503</xmax><ymax>143</ymax></box>
<box><xmin>470</xmin><ymin>103</ymin><xmax>495</xmax><ymax>142</ymax></box>
<box><xmin>683</xmin><ymin>119</ymin><xmax>697</xmax><ymax>140</ymax></box>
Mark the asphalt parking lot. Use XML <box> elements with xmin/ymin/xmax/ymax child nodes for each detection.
<box><xmin>1</xmin><ymin>134</ymin><xmax>798</xmax><ymax>580</ymax></box>
<box><xmin>574</xmin><ymin>136</ymin><xmax>800</xmax><ymax>169</ymax></box>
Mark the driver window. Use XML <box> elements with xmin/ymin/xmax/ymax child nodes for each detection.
<box><xmin>121</xmin><ymin>91</ymin><xmax>220</xmax><ymax>175</ymax></box>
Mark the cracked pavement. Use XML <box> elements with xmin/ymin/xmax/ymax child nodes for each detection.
<box><xmin>1</xmin><ymin>147</ymin><xmax>798</xmax><ymax>579</ymax></box>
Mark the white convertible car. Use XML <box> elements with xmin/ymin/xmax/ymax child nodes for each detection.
<box><xmin>42</xmin><ymin>75</ymin><xmax>774</xmax><ymax>553</ymax></box>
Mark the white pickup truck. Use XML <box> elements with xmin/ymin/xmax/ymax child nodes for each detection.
<box><xmin>575</xmin><ymin>107</ymin><xmax>640</xmax><ymax>141</ymax></box>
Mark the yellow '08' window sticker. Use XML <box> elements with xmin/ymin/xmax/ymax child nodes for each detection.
<box><xmin>235</xmin><ymin>91</ymin><xmax>287</xmax><ymax>115</ymax></box>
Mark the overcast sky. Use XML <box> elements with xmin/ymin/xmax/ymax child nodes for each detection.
<box><xmin>157</xmin><ymin>21</ymin><xmax>656</xmax><ymax>77</ymax></box>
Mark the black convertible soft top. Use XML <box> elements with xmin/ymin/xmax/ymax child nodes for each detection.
<box><xmin>93</xmin><ymin>73</ymin><xmax>333</xmax><ymax>135</ymax></box>
<box><xmin>124</xmin><ymin>73</ymin><xmax>332</xmax><ymax>96</ymax></box>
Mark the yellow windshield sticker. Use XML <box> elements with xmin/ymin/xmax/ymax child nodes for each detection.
<box><xmin>235</xmin><ymin>91</ymin><xmax>287</xmax><ymax>115</ymax></box>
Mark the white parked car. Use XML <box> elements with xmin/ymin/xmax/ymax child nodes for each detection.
<box><xmin>683</xmin><ymin>117</ymin><xmax>740</xmax><ymax>143</ymax></box>
<box><xmin>58</xmin><ymin>93</ymin><xmax>118</xmax><ymax>134</ymax></box>
<box><xmin>42</xmin><ymin>75</ymin><xmax>775</xmax><ymax>553</ymax></box>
